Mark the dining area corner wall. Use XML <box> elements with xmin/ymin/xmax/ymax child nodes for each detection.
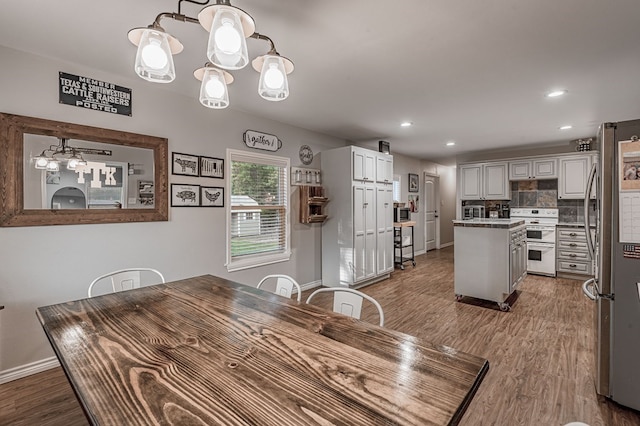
<box><xmin>0</xmin><ymin>45</ymin><xmax>347</xmax><ymax>380</ymax></box>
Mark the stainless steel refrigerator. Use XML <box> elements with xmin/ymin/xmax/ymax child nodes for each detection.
<box><xmin>582</xmin><ymin>119</ymin><xmax>640</xmax><ymax>411</ymax></box>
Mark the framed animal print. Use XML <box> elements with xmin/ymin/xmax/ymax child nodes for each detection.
<box><xmin>200</xmin><ymin>156</ymin><xmax>224</xmax><ymax>178</ymax></box>
<box><xmin>201</xmin><ymin>186</ymin><xmax>224</xmax><ymax>207</ymax></box>
<box><xmin>171</xmin><ymin>184</ymin><xmax>200</xmax><ymax>207</ymax></box>
<box><xmin>172</xmin><ymin>152</ymin><xmax>199</xmax><ymax>176</ymax></box>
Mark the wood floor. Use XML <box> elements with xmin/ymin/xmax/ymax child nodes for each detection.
<box><xmin>1</xmin><ymin>246</ymin><xmax>639</xmax><ymax>425</ymax></box>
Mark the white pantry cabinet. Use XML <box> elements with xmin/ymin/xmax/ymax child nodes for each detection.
<box><xmin>558</xmin><ymin>154</ymin><xmax>596</xmax><ymax>199</ymax></box>
<box><xmin>321</xmin><ymin>146</ymin><xmax>394</xmax><ymax>287</ymax></box>
<box><xmin>459</xmin><ymin>162</ymin><xmax>510</xmax><ymax>200</ymax></box>
<box><xmin>509</xmin><ymin>158</ymin><xmax>557</xmax><ymax>180</ymax></box>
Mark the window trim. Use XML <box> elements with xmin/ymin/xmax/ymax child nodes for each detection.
<box><xmin>225</xmin><ymin>148</ymin><xmax>291</xmax><ymax>272</ymax></box>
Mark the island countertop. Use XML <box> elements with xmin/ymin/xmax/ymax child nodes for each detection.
<box><xmin>452</xmin><ymin>218</ymin><xmax>525</xmax><ymax>229</ymax></box>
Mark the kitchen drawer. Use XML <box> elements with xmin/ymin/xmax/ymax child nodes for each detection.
<box><xmin>558</xmin><ymin>240</ymin><xmax>588</xmax><ymax>251</ymax></box>
<box><xmin>557</xmin><ymin>260</ymin><xmax>591</xmax><ymax>275</ymax></box>
<box><xmin>557</xmin><ymin>228</ymin><xmax>587</xmax><ymax>241</ymax></box>
<box><xmin>557</xmin><ymin>250</ymin><xmax>589</xmax><ymax>261</ymax></box>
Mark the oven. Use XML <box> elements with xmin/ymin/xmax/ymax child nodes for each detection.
<box><xmin>526</xmin><ymin>224</ymin><xmax>556</xmax><ymax>243</ymax></box>
<box><xmin>527</xmin><ymin>242</ymin><xmax>556</xmax><ymax>276</ymax></box>
<box><xmin>510</xmin><ymin>208</ymin><xmax>558</xmax><ymax>277</ymax></box>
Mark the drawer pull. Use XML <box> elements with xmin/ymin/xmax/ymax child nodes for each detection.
<box><xmin>569</xmin><ymin>254</ymin><xmax>577</xmax><ymax>257</ymax></box>
<box><xmin>569</xmin><ymin>232</ymin><xmax>577</xmax><ymax>236</ymax></box>
<box><xmin>569</xmin><ymin>243</ymin><xmax>577</xmax><ymax>247</ymax></box>
<box><xmin>569</xmin><ymin>264</ymin><xmax>577</xmax><ymax>268</ymax></box>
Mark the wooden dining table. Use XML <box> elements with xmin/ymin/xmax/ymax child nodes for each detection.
<box><xmin>37</xmin><ymin>275</ymin><xmax>489</xmax><ymax>425</ymax></box>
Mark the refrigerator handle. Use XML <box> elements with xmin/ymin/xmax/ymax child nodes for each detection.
<box><xmin>584</xmin><ymin>162</ymin><xmax>597</xmax><ymax>260</ymax></box>
<box><xmin>582</xmin><ymin>278</ymin><xmax>597</xmax><ymax>300</ymax></box>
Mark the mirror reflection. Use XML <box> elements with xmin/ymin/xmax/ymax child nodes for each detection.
<box><xmin>23</xmin><ymin>134</ymin><xmax>155</xmax><ymax>210</ymax></box>
<box><xmin>0</xmin><ymin>112</ymin><xmax>168</xmax><ymax>227</ymax></box>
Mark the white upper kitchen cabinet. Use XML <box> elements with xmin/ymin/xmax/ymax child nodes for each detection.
<box><xmin>353</xmin><ymin>147</ymin><xmax>376</xmax><ymax>182</ymax></box>
<box><xmin>509</xmin><ymin>158</ymin><xmax>557</xmax><ymax>181</ymax></box>
<box><xmin>558</xmin><ymin>154</ymin><xmax>596</xmax><ymax>199</ymax></box>
<box><xmin>460</xmin><ymin>162</ymin><xmax>510</xmax><ymax>200</ymax></box>
<box><xmin>375</xmin><ymin>153</ymin><xmax>393</xmax><ymax>184</ymax></box>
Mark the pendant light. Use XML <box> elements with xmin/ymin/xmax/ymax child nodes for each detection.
<box><xmin>194</xmin><ymin>63</ymin><xmax>234</xmax><ymax>109</ymax></box>
<box><xmin>128</xmin><ymin>24</ymin><xmax>183</xmax><ymax>83</ymax></box>
<box><xmin>253</xmin><ymin>53</ymin><xmax>293</xmax><ymax>101</ymax></box>
<box><xmin>198</xmin><ymin>2</ymin><xmax>255</xmax><ymax>70</ymax></box>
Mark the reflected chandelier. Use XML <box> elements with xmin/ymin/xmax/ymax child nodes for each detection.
<box><xmin>128</xmin><ymin>0</ymin><xmax>294</xmax><ymax>109</ymax></box>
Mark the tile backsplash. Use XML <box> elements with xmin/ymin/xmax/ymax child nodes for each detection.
<box><xmin>462</xmin><ymin>179</ymin><xmax>596</xmax><ymax>223</ymax></box>
<box><xmin>510</xmin><ymin>180</ymin><xmax>595</xmax><ymax>223</ymax></box>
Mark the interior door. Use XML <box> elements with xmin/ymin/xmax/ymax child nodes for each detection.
<box><xmin>424</xmin><ymin>175</ymin><xmax>439</xmax><ymax>251</ymax></box>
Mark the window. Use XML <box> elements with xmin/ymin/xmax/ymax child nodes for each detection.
<box><xmin>226</xmin><ymin>149</ymin><xmax>290</xmax><ymax>271</ymax></box>
<box><xmin>392</xmin><ymin>174</ymin><xmax>401</xmax><ymax>203</ymax></box>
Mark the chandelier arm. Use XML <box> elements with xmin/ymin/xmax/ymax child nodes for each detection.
<box><xmin>250</xmin><ymin>32</ymin><xmax>277</xmax><ymax>55</ymax></box>
<box><xmin>177</xmin><ymin>0</ymin><xmax>210</xmax><ymax>16</ymax></box>
<box><xmin>152</xmin><ymin>12</ymin><xmax>200</xmax><ymax>28</ymax></box>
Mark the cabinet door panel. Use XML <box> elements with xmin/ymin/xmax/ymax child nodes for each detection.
<box><xmin>559</xmin><ymin>156</ymin><xmax>590</xmax><ymax>199</ymax></box>
<box><xmin>364</xmin><ymin>187</ymin><xmax>376</xmax><ymax>278</ymax></box>
<box><xmin>484</xmin><ymin>163</ymin><xmax>509</xmax><ymax>199</ymax></box>
<box><xmin>460</xmin><ymin>165</ymin><xmax>482</xmax><ymax>199</ymax></box>
<box><xmin>509</xmin><ymin>161</ymin><xmax>532</xmax><ymax>180</ymax></box>
<box><xmin>533</xmin><ymin>159</ymin><xmax>557</xmax><ymax>178</ymax></box>
<box><xmin>353</xmin><ymin>186</ymin><xmax>366</xmax><ymax>281</ymax></box>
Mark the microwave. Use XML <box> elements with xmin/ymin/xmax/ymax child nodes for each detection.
<box><xmin>394</xmin><ymin>207</ymin><xmax>410</xmax><ymax>222</ymax></box>
<box><xmin>463</xmin><ymin>205</ymin><xmax>485</xmax><ymax>220</ymax></box>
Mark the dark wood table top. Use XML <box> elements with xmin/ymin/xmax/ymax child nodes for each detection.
<box><xmin>37</xmin><ymin>275</ymin><xmax>488</xmax><ymax>425</ymax></box>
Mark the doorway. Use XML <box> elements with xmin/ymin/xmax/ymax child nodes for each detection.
<box><xmin>424</xmin><ymin>174</ymin><xmax>440</xmax><ymax>251</ymax></box>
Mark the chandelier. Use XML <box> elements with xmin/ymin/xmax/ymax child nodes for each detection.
<box><xmin>33</xmin><ymin>138</ymin><xmax>112</xmax><ymax>171</ymax></box>
<box><xmin>127</xmin><ymin>0</ymin><xmax>294</xmax><ymax>109</ymax></box>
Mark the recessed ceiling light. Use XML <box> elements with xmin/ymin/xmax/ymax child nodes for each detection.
<box><xmin>446</xmin><ymin>141</ymin><xmax>456</xmax><ymax>146</ymax></box>
<box><xmin>400</xmin><ymin>121</ymin><xmax>413</xmax><ymax>127</ymax></box>
<box><xmin>547</xmin><ymin>90</ymin><xmax>567</xmax><ymax>98</ymax></box>
<box><xmin>559</xmin><ymin>125</ymin><xmax>573</xmax><ymax>130</ymax></box>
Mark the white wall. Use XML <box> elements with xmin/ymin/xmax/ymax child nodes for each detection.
<box><xmin>0</xmin><ymin>46</ymin><xmax>347</xmax><ymax>375</ymax></box>
<box><xmin>385</xmin><ymin>155</ymin><xmax>455</xmax><ymax>251</ymax></box>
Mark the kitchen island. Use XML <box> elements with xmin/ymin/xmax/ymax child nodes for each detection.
<box><xmin>453</xmin><ymin>219</ymin><xmax>526</xmax><ymax>311</ymax></box>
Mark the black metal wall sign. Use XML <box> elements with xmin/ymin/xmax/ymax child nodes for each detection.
<box><xmin>59</xmin><ymin>72</ymin><xmax>132</xmax><ymax>116</ymax></box>
<box><xmin>243</xmin><ymin>130</ymin><xmax>282</xmax><ymax>152</ymax></box>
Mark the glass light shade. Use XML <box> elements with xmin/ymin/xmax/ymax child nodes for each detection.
<box><xmin>206</xmin><ymin>7</ymin><xmax>249</xmax><ymax>70</ymax></box>
<box><xmin>258</xmin><ymin>55</ymin><xmax>289</xmax><ymax>101</ymax></box>
<box><xmin>315</xmin><ymin>171</ymin><xmax>321</xmax><ymax>184</ymax></box>
<box><xmin>199</xmin><ymin>68</ymin><xmax>229</xmax><ymax>109</ymax></box>
<box><xmin>34</xmin><ymin>155</ymin><xmax>49</xmax><ymax>169</ymax></box>
<box><xmin>45</xmin><ymin>159</ymin><xmax>60</xmax><ymax>171</ymax></box>
<box><xmin>67</xmin><ymin>156</ymin><xmax>86</xmax><ymax>170</ymax></box>
<box><xmin>134</xmin><ymin>29</ymin><xmax>176</xmax><ymax>83</ymax></box>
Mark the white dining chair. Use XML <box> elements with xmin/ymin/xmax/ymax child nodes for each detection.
<box><xmin>306</xmin><ymin>287</ymin><xmax>385</xmax><ymax>326</ymax></box>
<box><xmin>88</xmin><ymin>268</ymin><xmax>165</xmax><ymax>298</ymax></box>
<box><xmin>256</xmin><ymin>274</ymin><xmax>302</xmax><ymax>302</ymax></box>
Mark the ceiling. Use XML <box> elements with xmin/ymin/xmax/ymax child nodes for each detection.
<box><xmin>2</xmin><ymin>0</ymin><xmax>640</xmax><ymax>166</ymax></box>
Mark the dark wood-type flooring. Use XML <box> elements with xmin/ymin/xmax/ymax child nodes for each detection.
<box><xmin>2</xmin><ymin>246</ymin><xmax>639</xmax><ymax>425</ymax></box>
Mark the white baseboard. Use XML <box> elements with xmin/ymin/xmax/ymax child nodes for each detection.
<box><xmin>439</xmin><ymin>241</ymin><xmax>454</xmax><ymax>248</ymax></box>
<box><xmin>300</xmin><ymin>280</ymin><xmax>322</xmax><ymax>291</ymax></box>
<box><xmin>0</xmin><ymin>356</ymin><xmax>60</xmax><ymax>384</ymax></box>
<box><xmin>414</xmin><ymin>249</ymin><xmax>426</xmax><ymax>256</ymax></box>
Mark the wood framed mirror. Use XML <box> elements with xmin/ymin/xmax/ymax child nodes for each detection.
<box><xmin>0</xmin><ymin>113</ymin><xmax>168</xmax><ymax>226</ymax></box>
